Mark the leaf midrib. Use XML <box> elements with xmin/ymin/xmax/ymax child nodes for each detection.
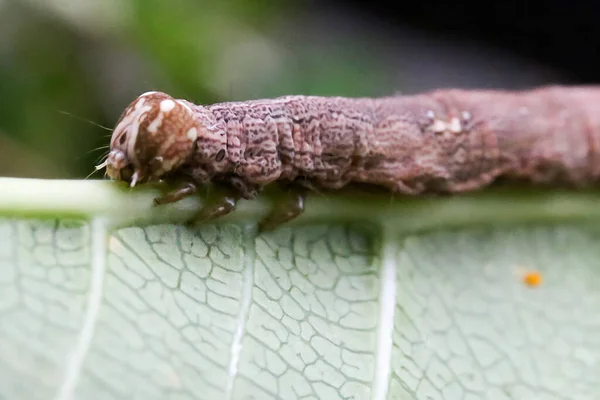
<box><xmin>2</xmin><ymin>177</ymin><xmax>600</xmax><ymax>234</ymax></box>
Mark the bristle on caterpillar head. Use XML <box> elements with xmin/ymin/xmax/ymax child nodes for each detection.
<box><xmin>101</xmin><ymin>91</ymin><xmax>199</xmax><ymax>187</ymax></box>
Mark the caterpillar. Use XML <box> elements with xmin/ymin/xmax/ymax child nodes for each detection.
<box><xmin>96</xmin><ymin>86</ymin><xmax>600</xmax><ymax>230</ymax></box>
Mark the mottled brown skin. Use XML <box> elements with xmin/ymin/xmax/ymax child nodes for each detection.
<box><xmin>102</xmin><ymin>86</ymin><xmax>600</xmax><ymax>229</ymax></box>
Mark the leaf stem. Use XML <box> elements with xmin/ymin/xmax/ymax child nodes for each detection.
<box><xmin>2</xmin><ymin>177</ymin><xmax>600</xmax><ymax>233</ymax></box>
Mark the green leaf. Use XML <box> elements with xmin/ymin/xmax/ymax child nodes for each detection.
<box><xmin>1</xmin><ymin>177</ymin><xmax>599</xmax><ymax>400</ymax></box>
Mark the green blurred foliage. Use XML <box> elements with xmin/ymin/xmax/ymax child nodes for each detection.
<box><xmin>0</xmin><ymin>0</ymin><xmax>391</xmax><ymax>179</ymax></box>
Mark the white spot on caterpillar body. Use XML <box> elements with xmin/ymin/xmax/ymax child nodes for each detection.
<box><xmin>448</xmin><ymin>117</ymin><xmax>462</xmax><ymax>133</ymax></box>
<box><xmin>429</xmin><ymin>116</ymin><xmax>462</xmax><ymax>134</ymax></box>
<box><xmin>187</xmin><ymin>127</ymin><xmax>198</xmax><ymax>141</ymax></box>
<box><xmin>431</xmin><ymin>119</ymin><xmax>447</xmax><ymax>133</ymax></box>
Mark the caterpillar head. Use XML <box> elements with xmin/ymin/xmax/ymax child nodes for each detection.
<box><xmin>99</xmin><ymin>91</ymin><xmax>198</xmax><ymax>186</ymax></box>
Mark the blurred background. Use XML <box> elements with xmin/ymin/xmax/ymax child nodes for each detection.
<box><xmin>0</xmin><ymin>0</ymin><xmax>597</xmax><ymax>179</ymax></box>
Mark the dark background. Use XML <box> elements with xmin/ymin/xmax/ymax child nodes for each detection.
<box><xmin>335</xmin><ymin>0</ymin><xmax>598</xmax><ymax>82</ymax></box>
<box><xmin>0</xmin><ymin>0</ymin><xmax>596</xmax><ymax>179</ymax></box>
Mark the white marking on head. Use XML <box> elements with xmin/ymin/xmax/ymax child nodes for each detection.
<box><xmin>426</xmin><ymin>110</ymin><xmax>435</xmax><ymax>120</ymax></box>
<box><xmin>140</xmin><ymin>91</ymin><xmax>158</xmax><ymax>97</ymax></box>
<box><xmin>461</xmin><ymin>111</ymin><xmax>471</xmax><ymax>121</ymax></box>
<box><xmin>176</xmin><ymin>100</ymin><xmax>194</xmax><ymax>114</ymax></box>
<box><xmin>147</xmin><ymin>111</ymin><xmax>165</xmax><ymax>134</ymax></box>
<box><xmin>160</xmin><ymin>99</ymin><xmax>176</xmax><ymax>113</ymax></box>
<box><xmin>112</xmin><ymin>97</ymin><xmax>152</xmax><ymax>166</ymax></box>
<box><xmin>147</xmin><ymin>99</ymin><xmax>177</xmax><ymax>134</ymax></box>
<box><xmin>186</xmin><ymin>127</ymin><xmax>198</xmax><ymax>141</ymax></box>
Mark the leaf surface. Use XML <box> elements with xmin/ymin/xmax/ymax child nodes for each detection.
<box><xmin>1</xmin><ymin>177</ymin><xmax>599</xmax><ymax>400</ymax></box>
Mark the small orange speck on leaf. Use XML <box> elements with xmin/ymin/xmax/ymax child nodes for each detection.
<box><xmin>523</xmin><ymin>270</ymin><xmax>542</xmax><ymax>287</ymax></box>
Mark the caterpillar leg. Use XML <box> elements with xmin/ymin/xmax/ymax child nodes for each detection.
<box><xmin>185</xmin><ymin>176</ymin><xmax>259</xmax><ymax>225</ymax></box>
<box><xmin>153</xmin><ymin>182</ymin><xmax>197</xmax><ymax>205</ymax></box>
<box><xmin>258</xmin><ymin>186</ymin><xmax>306</xmax><ymax>232</ymax></box>
<box><xmin>154</xmin><ymin>177</ymin><xmax>306</xmax><ymax>230</ymax></box>
<box><xmin>153</xmin><ymin>180</ymin><xmax>240</xmax><ymax>225</ymax></box>
<box><xmin>187</xmin><ymin>186</ymin><xmax>241</xmax><ymax>226</ymax></box>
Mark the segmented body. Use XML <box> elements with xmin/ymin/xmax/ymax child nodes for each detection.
<box><xmin>179</xmin><ymin>85</ymin><xmax>600</xmax><ymax>199</ymax></box>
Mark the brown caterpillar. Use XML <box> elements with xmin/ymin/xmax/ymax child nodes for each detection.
<box><xmin>97</xmin><ymin>86</ymin><xmax>600</xmax><ymax>230</ymax></box>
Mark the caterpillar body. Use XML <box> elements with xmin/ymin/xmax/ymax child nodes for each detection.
<box><xmin>99</xmin><ymin>86</ymin><xmax>600</xmax><ymax>228</ymax></box>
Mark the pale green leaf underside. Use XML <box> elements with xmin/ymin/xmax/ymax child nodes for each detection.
<box><xmin>0</xmin><ymin>178</ymin><xmax>599</xmax><ymax>400</ymax></box>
